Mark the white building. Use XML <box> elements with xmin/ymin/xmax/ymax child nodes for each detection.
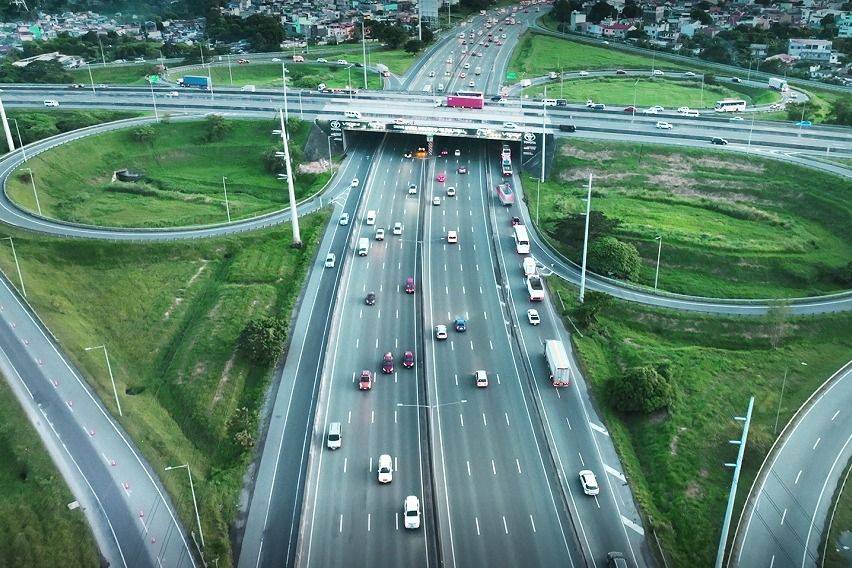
<box><xmin>788</xmin><ymin>38</ymin><xmax>833</xmax><ymax>62</ymax></box>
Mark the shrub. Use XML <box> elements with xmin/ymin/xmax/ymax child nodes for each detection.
<box><xmin>588</xmin><ymin>236</ymin><xmax>642</xmax><ymax>280</ymax></box>
<box><xmin>238</xmin><ymin>316</ymin><xmax>287</xmax><ymax>364</ymax></box>
<box><xmin>609</xmin><ymin>363</ymin><xmax>676</xmax><ymax>413</ymax></box>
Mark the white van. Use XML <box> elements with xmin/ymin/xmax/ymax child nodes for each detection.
<box><xmin>327</xmin><ymin>422</ymin><xmax>342</xmax><ymax>450</ymax></box>
<box><xmin>520</xmin><ymin>79</ymin><xmax>532</xmax><ymax>87</ymax></box>
<box><xmin>523</xmin><ymin>257</ymin><xmax>537</xmax><ymax>278</ymax></box>
<box><xmin>358</xmin><ymin>237</ymin><xmax>370</xmax><ymax>256</ymax></box>
<box><xmin>43</xmin><ymin>99</ymin><xmax>60</xmax><ymax>107</ymax></box>
<box><xmin>366</xmin><ymin>210</ymin><xmax>376</xmax><ymax>225</ymax></box>
<box><xmin>344</xmin><ymin>111</ymin><xmax>361</xmax><ymax>119</ymax></box>
<box><xmin>437</xmin><ymin>83</ymin><xmax>445</xmax><ymax>92</ymax></box>
<box><xmin>241</xmin><ymin>84</ymin><xmax>256</xmax><ymax>92</ymax></box>
<box><xmin>422</xmin><ymin>84</ymin><xmax>432</xmax><ymax>93</ymax></box>
<box><xmin>542</xmin><ymin>98</ymin><xmax>557</xmax><ymax>106</ymax></box>
<box><xmin>474</xmin><ymin>67</ymin><xmax>482</xmax><ymax>75</ymax></box>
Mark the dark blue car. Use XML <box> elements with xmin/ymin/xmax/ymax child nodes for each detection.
<box><xmin>454</xmin><ymin>318</ymin><xmax>467</xmax><ymax>332</ymax></box>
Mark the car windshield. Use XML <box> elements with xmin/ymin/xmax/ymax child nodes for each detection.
<box><xmin>406</xmin><ymin>509</ymin><xmax>417</xmax><ymax>517</ymax></box>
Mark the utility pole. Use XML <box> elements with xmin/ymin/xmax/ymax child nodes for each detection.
<box><xmin>538</xmin><ymin>92</ymin><xmax>547</xmax><ymax>226</ymax></box>
<box><xmin>148</xmin><ymin>79</ymin><xmax>159</xmax><ymax>121</ymax></box>
<box><xmin>278</xmin><ymin>109</ymin><xmax>301</xmax><ymax>247</ymax></box>
<box><xmin>654</xmin><ymin>235</ymin><xmax>662</xmax><ymax>291</ymax></box>
<box><xmin>227</xmin><ymin>54</ymin><xmax>233</xmax><ymax>85</ymax></box>
<box><xmin>418</xmin><ymin>0</ymin><xmax>422</xmax><ymax>42</ymax></box>
<box><xmin>22</xmin><ymin>167</ymin><xmax>40</xmax><ymax>215</ymax></box>
<box><xmin>164</xmin><ymin>464</ymin><xmax>205</xmax><ymax>548</ymax></box>
<box><xmin>715</xmin><ymin>396</ymin><xmax>755</xmax><ymax>568</ymax></box>
<box><xmin>773</xmin><ymin>369</ymin><xmax>788</xmax><ymax>434</ymax></box>
<box><xmin>281</xmin><ymin>62</ymin><xmax>289</xmax><ymax>121</ymax></box>
<box><xmin>10</xmin><ymin>119</ymin><xmax>26</xmax><ymax>162</ymax></box>
<box><xmin>97</xmin><ymin>35</ymin><xmax>106</xmax><ymax>66</ymax></box>
<box><xmin>2</xmin><ymin>237</ymin><xmax>26</xmax><ymax>297</ymax></box>
<box><xmin>87</xmin><ymin>65</ymin><xmax>96</xmax><ymax>96</ymax></box>
<box><xmin>222</xmin><ymin>176</ymin><xmax>231</xmax><ymax>222</ymax></box>
<box><xmin>361</xmin><ymin>20</ymin><xmax>368</xmax><ymax>90</ymax></box>
<box><xmin>0</xmin><ymin>96</ymin><xmax>15</xmax><ymax>153</ymax></box>
<box><xmin>578</xmin><ymin>173</ymin><xmax>593</xmax><ymax>303</ymax></box>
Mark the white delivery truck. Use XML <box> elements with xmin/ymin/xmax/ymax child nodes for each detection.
<box><xmin>520</xmin><ymin>78</ymin><xmax>532</xmax><ymax>88</ymax></box>
<box><xmin>358</xmin><ymin>237</ymin><xmax>370</xmax><ymax>256</ymax></box>
<box><xmin>523</xmin><ymin>257</ymin><xmax>537</xmax><ymax>278</ymax></box>
<box><xmin>768</xmin><ymin>77</ymin><xmax>788</xmax><ymax>92</ymax></box>
<box><xmin>241</xmin><ymin>84</ymin><xmax>256</xmax><ymax>92</ymax></box>
<box><xmin>526</xmin><ymin>274</ymin><xmax>544</xmax><ymax>301</ymax></box>
<box><xmin>544</xmin><ymin>340</ymin><xmax>571</xmax><ymax>387</ymax></box>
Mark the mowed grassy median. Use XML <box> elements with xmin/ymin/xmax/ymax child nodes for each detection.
<box><xmin>69</xmin><ymin>64</ymin><xmax>154</xmax><ymax>85</ymax></box>
<box><xmin>522</xmin><ymin>76</ymin><xmax>780</xmax><ymax>108</ymax></box>
<box><xmin>0</xmin><ymin>376</ymin><xmax>99</xmax><ymax>567</ymax></box>
<box><xmin>549</xmin><ymin>280</ymin><xmax>852</xmax><ymax>566</ymax></box>
<box><xmin>0</xmin><ymin>215</ymin><xmax>328</xmax><ymax>565</ymax></box>
<box><xmin>7</xmin><ymin>117</ymin><xmax>330</xmax><ymax>228</ymax></box>
<box><xmin>195</xmin><ymin>62</ymin><xmax>384</xmax><ymax>90</ymax></box>
<box><xmin>529</xmin><ymin>139</ymin><xmax>852</xmax><ymax>298</ymax></box>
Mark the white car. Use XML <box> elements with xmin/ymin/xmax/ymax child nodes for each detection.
<box><xmin>578</xmin><ymin>70</ymin><xmax>589</xmax><ymax>76</ymax></box>
<box><xmin>404</xmin><ymin>496</ymin><xmax>421</xmax><ymax>529</ymax></box>
<box><xmin>527</xmin><ymin>309</ymin><xmax>540</xmax><ymax>325</ymax></box>
<box><xmin>683</xmin><ymin>71</ymin><xmax>696</xmax><ymax>77</ymax></box>
<box><xmin>394</xmin><ymin>118</ymin><xmax>411</xmax><ymax>125</ymax></box>
<box><xmin>43</xmin><ymin>99</ymin><xmax>60</xmax><ymax>107</ymax></box>
<box><xmin>271</xmin><ymin>57</ymin><xmax>281</xmax><ymax>62</ymax></box>
<box><xmin>677</xmin><ymin>106</ymin><xmax>690</xmax><ymax>114</ymax></box>
<box><xmin>464</xmin><ymin>63</ymin><xmax>470</xmax><ymax>69</ymax></box>
<box><xmin>165</xmin><ymin>91</ymin><xmax>180</xmax><ymax>98</ymax></box>
<box><xmin>434</xmin><ymin>325</ymin><xmax>448</xmax><ymax>340</ymax></box>
<box><xmin>433</xmin><ymin>196</ymin><xmax>442</xmax><ymax>206</ymax></box>
<box><xmin>317</xmin><ymin>58</ymin><xmax>328</xmax><ymax>63</ymax></box>
<box><xmin>351</xmin><ymin>177</ymin><xmax>359</xmax><ymax>187</ymax></box>
<box><xmin>579</xmin><ymin>470</ymin><xmax>600</xmax><ymax>496</ymax></box>
<box><xmin>468</xmin><ymin>81</ymin><xmax>476</xmax><ymax>88</ymax></box>
<box><xmin>655</xmin><ymin>121</ymin><xmax>673</xmax><ymax>130</ymax></box>
<box><xmin>474</xmin><ymin>370</ymin><xmax>488</xmax><ymax>388</ymax></box>
<box><xmin>337</xmin><ymin>59</ymin><xmax>348</xmax><ymax>65</ymax></box>
<box><xmin>454</xmin><ymin>149</ymin><xmax>461</xmax><ymax>157</ymax></box>
<box><xmin>502</xmin><ymin>122</ymin><xmax>517</xmax><ymax>129</ymax></box>
<box><xmin>643</xmin><ymin>106</ymin><xmax>664</xmax><ymax>114</ymax></box>
<box><xmin>375</xmin><ymin>228</ymin><xmax>385</xmax><ymax>241</ymax></box>
<box><xmin>447</xmin><ymin>230</ymin><xmax>458</xmax><ymax>244</ymax></box>
<box><xmin>447</xmin><ymin>186</ymin><xmax>456</xmax><ymax>197</ymax></box>
<box><xmin>339</xmin><ymin>212</ymin><xmax>349</xmax><ymax>225</ymax></box>
<box><xmin>459</xmin><ymin>72</ymin><xmax>467</xmax><ymax>78</ymax></box>
<box><xmin>324</xmin><ymin>253</ymin><xmax>336</xmax><ymax>268</ymax></box>
<box><xmin>730</xmin><ymin>116</ymin><xmax>744</xmax><ymax>122</ymax></box>
<box><xmin>408</xmin><ymin>184</ymin><xmax>417</xmax><ymax>195</ymax></box>
<box><xmin>652</xmin><ymin>69</ymin><xmax>664</xmax><ymax>76</ymax></box>
<box><xmin>393</xmin><ymin>222</ymin><xmax>403</xmax><ymax>235</ymax></box>
<box><xmin>378</xmin><ymin>454</ymin><xmax>393</xmax><ymax>484</ymax></box>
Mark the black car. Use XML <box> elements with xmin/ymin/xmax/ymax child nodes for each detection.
<box><xmin>559</xmin><ymin>124</ymin><xmax>576</xmax><ymax>132</ymax></box>
<box><xmin>555</xmin><ymin>99</ymin><xmax>568</xmax><ymax>106</ymax></box>
<box><xmin>711</xmin><ymin>137</ymin><xmax>728</xmax><ymax>145</ymax></box>
<box><xmin>365</xmin><ymin>291</ymin><xmax>376</xmax><ymax>305</ymax></box>
<box><xmin>491</xmin><ymin>95</ymin><xmax>502</xmax><ymax>101</ymax></box>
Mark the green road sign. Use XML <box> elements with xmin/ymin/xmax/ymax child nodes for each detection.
<box><xmin>147</xmin><ymin>75</ymin><xmax>160</xmax><ymax>84</ymax></box>
<box><xmin>506</xmin><ymin>72</ymin><xmax>517</xmax><ymax>80</ymax></box>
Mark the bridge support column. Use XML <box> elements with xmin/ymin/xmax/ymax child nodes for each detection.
<box><xmin>426</xmin><ymin>135</ymin><xmax>434</xmax><ymax>157</ymax></box>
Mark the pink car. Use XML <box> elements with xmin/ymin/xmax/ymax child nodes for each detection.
<box><xmin>436</xmin><ymin>172</ymin><xmax>446</xmax><ymax>182</ymax></box>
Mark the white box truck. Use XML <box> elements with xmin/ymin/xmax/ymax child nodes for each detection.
<box><xmin>523</xmin><ymin>257</ymin><xmax>537</xmax><ymax>278</ymax></box>
<box><xmin>358</xmin><ymin>237</ymin><xmax>369</xmax><ymax>256</ymax></box>
<box><xmin>526</xmin><ymin>274</ymin><xmax>544</xmax><ymax>301</ymax></box>
<box><xmin>544</xmin><ymin>340</ymin><xmax>571</xmax><ymax>387</ymax></box>
<box><xmin>768</xmin><ymin>77</ymin><xmax>788</xmax><ymax>92</ymax></box>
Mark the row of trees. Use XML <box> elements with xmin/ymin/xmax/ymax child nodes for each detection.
<box><xmin>553</xmin><ymin>211</ymin><xmax>643</xmax><ymax>281</ymax></box>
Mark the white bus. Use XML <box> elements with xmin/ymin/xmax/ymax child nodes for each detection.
<box><xmin>513</xmin><ymin>225</ymin><xmax>530</xmax><ymax>254</ymax></box>
<box><xmin>714</xmin><ymin>98</ymin><xmax>747</xmax><ymax>112</ymax></box>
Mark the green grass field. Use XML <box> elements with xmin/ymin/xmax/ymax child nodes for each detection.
<box><xmin>0</xmin><ymin>215</ymin><xmax>328</xmax><ymax>566</ymax></box>
<box><xmin>7</xmin><ymin>118</ymin><xmax>330</xmax><ymax>228</ymax></box>
<box><xmin>70</xmin><ymin>64</ymin><xmax>154</xmax><ymax>85</ymax></box>
<box><xmin>824</xmin><ymin>466</ymin><xmax>852</xmax><ymax>567</ymax></box>
<box><xmin>522</xmin><ymin>76</ymin><xmax>780</xmax><ymax>108</ymax></box>
<box><xmin>549</xmin><ymin>280</ymin><xmax>852</xmax><ymax>566</ymax></box>
<box><xmin>6</xmin><ymin>109</ymin><xmax>140</xmax><ymax>146</ymax></box>
<box><xmin>509</xmin><ymin>31</ymin><xmax>688</xmax><ymax>78</ymax></box>
<box><xmin>188</xmin><ymin>62</ymin><xmax>384</xmax><ymax>90</ymax></box>
<box><xmin>0</xmin><ymin>376</ymin><xmax>99</xmax><ymax>567</ymax></box>
<box><xmin>529</xmin><ymin>139</ymin><xmax>852</xmax><ymax>298</ymax></box>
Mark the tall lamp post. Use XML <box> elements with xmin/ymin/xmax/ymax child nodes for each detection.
<box><xmin>222</xmin><ymin>176</ymin><xmax>232</xmax><ymax>222</ymax></box>
<box><xmin>653</xmin><ymin>235</ymin><xmax>662</xmax><ymax>291</ymax></box>
<box><xmin>22</xmin><ymin>167</ymin><xmax>41</xmax><ymax>215</ymax></box>
<box><xmin>164</xmin><ymin>464</ymin><xmax>204</xmax><ymax>548</ymax></box>
<box><xmin>84</xmin><ymin>345</ymin><xmax>122</xmax><ymax>417</ymax></box>
<box><xmin>1</xmin><ymin>236</ymin><xmax>26</xmax><ymax>297</ymax></box>
<box><xmin>361</xmin><ymin>20</ymin><xmax>368</xmax><ymax>90</ymax></box>
<box><xmin>277</xmin><ymin>109</ymin><xmax>302</xmax><ymax>247</ymax></box>
<box><xmin>10</xmin><ymin>119</ymin><xmax>27</xmax><ymax>162</ymax></box>
<box><xmin>0</xmin><ymin>95</ymin><xmax>15</xmax><ymax>153</ymax></box>
<box><xmin>578</xmin><ymin>173</ymin><xmax>593</xmax><ymax>303</ymax></box>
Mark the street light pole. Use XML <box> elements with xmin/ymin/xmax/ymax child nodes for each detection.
<box><xmin>578</xmin><ymin>173</ymin><xmax>593</xmax><ymax>303</ymax></box>
<box><xmin>87</xmin><ymin>65</ymin><xmax>96</xmax><ymax>96</ymax></box>
<box><xmin>278</xmin><ymin>109</ymin><xmax>302</xmax><ymax>247</ymax></box>
<box><xmin>347</xmin><ymin>65</ymin><xmax>353</xmax><ymax>102</ymax></box>
<box><xmin>654</xmin><ymin>235</ymin><xmax>662</xmax><ymax>291</ymax></box>
<box><xmin>222</xmin><ymin>176</ymin><xmax>231</xmax><ymax>222</ymax></box>
<box><xmin>632</xmin><ymin>78</ymin><xmax>639</xmax><ymax>123</ymax></box>
<box><xmin>2</xmin><ymin>236</ymin><xmax>26</xmax><ymax>297</ymax></box>
<box><xmin>148</xmin><ymin>79</ymin><xmax>159</xmax><ymax>121</ymax></box>
<box><xmin>773</xmin><ymin>368</ymin><xmax>788</xmax><ymax>434</ymax></box>
<box><xmin>227</xmin><ymin>54</ymin><xmax>233</xmax><ymax>86</ymax></box>
<box><xmin>281</xmin><ymin>63</ymin><xmax>289</xmax><ymax>121</ymax></box>
<box><xmin>0</xmin><ymin>95</ymin><xmax>15</xmax><ymax>153</ymax></box>
<box><xmin>327</xmin><ymin>135</ymin><xmax>333</xmax><ymax>166</ymax></box>
<box><xmin>164</xmin><ymin>464</ymin><xmax>204</xmax><ymax>548</ymax></box>
<box><xmin>97</xmin><ymin>35</ymin><xmax>107</xmax><ymax>66</ymax></box>
<box><xmin>22</xmin><ymin>167</ymin><xmax>41</xmax><ymax>215</ymax></box>
<box><xmin>361</xmin><ymin>20</ymin><xmax>368</xmax><ymax>90</ymax></box>
<box><xmin>10</xmin><ymin>119</ymin><xmax>27</xmax><ymax>162</ymax></box>
<box><xmin>85</xmin><ymin>345</ymin><xmax>122</xmax><ymax>417</ymax></box>
<box><xmin>747</xmin><ymin>113</ymin><xmax>755</xmax><ymax>154</ymax></box>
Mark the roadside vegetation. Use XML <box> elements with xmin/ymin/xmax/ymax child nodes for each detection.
<box><xmin>0</xmin><ymin>216</ymin><xmax>328</xmax><ymax>566</ymax></box>
<box><xmin>6</xmin><ymin>109</ymin><xmax>139</xmax><ymax>146</ymax></box>
<box><xmin>548</xmin><ymin>280</ymin><xmax>852</xmax><ymax>566</ymax></box>
<box><xmin>521</xmin><ymin>76</ymin><xmax>779</xmax><ymax>108</ymax></box>
<box><xmin>0</xmin><ymin>375</ymin><xmax>100</xmax><ymax>567</ymax></box>
<box><xmin>181</xmin><ymin>61</ymin><xmax>384</xmax><ymax>90</ymax></box>
<box><xmin>7</xmin><ymin>116</ymin><xmax>331</xmax><ymax>228</ymax></box>
<box><xmin>823</xmin><ymin>464</ymin><xmax>852</xmax><ymax>567</ymax></box>
<box><xmin>69</xmin><ymin>63</ymin><xmax>156</xmax><ymax>85</ymax></box>
<box><xmin>527</xmin><ymin>139</ymin><xmax>852</xmax><ymax>298</ymax></box>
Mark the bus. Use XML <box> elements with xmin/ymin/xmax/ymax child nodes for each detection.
<box><xmin>501</xmin><ymin>158</ymin><xmax>513</xmax><ymax>177</ymax></box>
<box><xmin>513</xmin><ymin>224</ymin><xmax>530</xmax><ymax>253</ymax></box>
<box><xmin>714</xmin><ymin>99</ymin><xmax>747</xmax><ymax>112</ymax></box>
<box><xmin>447</xmin><ymin>91</ymin><xmax>484</xmax><ymax>109</ymax></box>
<box><xmin>497</xmin><ymin>182</ymin><xmax>515</xmax><ymax>206</ymax></box>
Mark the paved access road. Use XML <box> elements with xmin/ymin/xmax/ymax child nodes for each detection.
<box><xmin>731</xmin><ymin>363</ymin><xmax>852</xmax><ymax>568</ymax></box>
<box><xmin>293</xmin><ymin>135</ymin><xmax>436</xmax><ymax>568</ymax></box>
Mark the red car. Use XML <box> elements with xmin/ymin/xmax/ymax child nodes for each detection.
<box><xmin>511</xmin><ymin>216</ymin><xmax>521</xmax><ymax>226</ymax></box>
<box><xmin>436</xmin><ymin>172</ymin><xmax>446</xmax><ymax>182</ymax></box>
<box><xmin>457</xmin><ymin>166</ymin><xmax>468</xmax><ymax>174</ymax></box>
<box><xmin>382</xmin><ymin>352</ymin><xmax>394</xmax><ymax>374</ymax></box>
<box><xmin>402</xmin><ymin>351</ymin><xmax>414</xmax><ymax>368</ymax></box>
<box><xmin>623</xmin><ymin>106</ymin><xmax>637</xmax><ymax>113</ymax></box>
<box><xmin>440</xmin><ymin>148</ymin><xmax>448</xmax><ymax>157</ymax></box>
<box><xmin>405</xmin><ymin>277</ymin><xmax>415</xmax><ymax>294</ymax></box>
<box><xmin>359</xmin><ymin>370</ymin><xmax>373</xmax><ymax>390</ymax></box>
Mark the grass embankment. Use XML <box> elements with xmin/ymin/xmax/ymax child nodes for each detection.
<box><xmin>6</xmin><ymin>109</ymin><xmax>140</xmax><ymax>146</ymax></box>
<box><xmin>69</xmin><ymin>64</ymin><xmax>153</xmax><ymax>85</ymax></box>
<box><xmin>530</xmin><ymin>139</ymin><xmax>852</xmax><ymax>298</ymax></box>
<box><xmin>549</xmin><ymin>279</ymin><xmax>852</xmax><ymax>566</ymax></box>
<box><xmin>0</xmin><ymin>216</ymin><xmax>328</xmax><ymax>566</ymax></box>
<box><xmin>7</xmin><ymin>118</ymin><xmax>330</xmax><ymax>228</ymax></box>
<box><xmin>824</xmin><ymin>465</ymin><xmax>852</xmax><ymax>567</ymax></box>
<box><xmin>197</xmin><ymin>62</ymin><xmax>384</xmax><ymax>90</ymax></box>
<box><xmin>0</xmin><ymin>376</ymin><xmax>100</xmax><ymax>566</ymax></box>
<box><xmin>522</xmin><ymin>76</ymin><xmax>779</xmax><ymax>108</ymax></box>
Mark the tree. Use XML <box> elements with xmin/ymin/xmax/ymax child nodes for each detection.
<box><xmin>588</xmin><ymin>236</ymin><xmax>641</xmax><ymax>280</ymax></box>
<box><xmin>764</xmin><ymin>301</ymin><xmax>790</xmax><ymax>349</ymax></box>
<box><xmin>609</xmin><ymin>364</ymin><xmax>676</xmax><ymax>414</ymax></box>
<box><xmin>574</xmin><ymin>291</ymin><xmax>612</xmax><ymax>329</ymax></box>
<box><xmin>689</xmin><ymin>8</ymin><xmax>713</xmax><ymax>25</ymax></box>
<box><xmin>786</xmin><ymin>101</ymin><xmax>817</xmax><ymax>123</ymax></box>
<box><xmin>552</xmin><ymin>210</ymin><xmax>621</xmax><ymax>248</ymax></box>
<box><xmin>620</xmin><ymin>0</ymin><xmax>642</xmax><ymax>18</ymax></box>
<box><xmin>829</xmin><ymin>97</ymin><xmax>852</xmax><ymax>126</ymax></box>
<box><xmin>587</xmin><ymin>0</ymin><xmax>618</xmax><ymax>24</ymax></box>
<box><xmin>381</xmin><ymin>25</ymin><xmax>408</xmax><ymax>49</ymax></box>
<box><xmin>421</xmin><ymin>25</ymin><xmax>435</xmax><ymax>45</ymax></box>
<box><xmin>404</xmin><ymin>40</ymin><xmax>424</xmax><ymax>54</ymax></box>
<box><xmin>227</xmin><ymin>406</ymin><xmax>257</xmax><ymax>450</ymax></box>
<box><xmin>704</xmin><ymin>73</ymin><xmax>716</xmax><ymax>85</ymax></box>
<box><xmin>552</xmin><ymin>0</ymin><xmax>583</xmax><ymax>22</ymax></box>
<box><xmin>239</xmin><ymin>316</ymin><xmax>288</xmax><ymax>364</ymax></box>
<box><xmin>131</xmin><ymin>125</ymin><xmax>158</xmax><ymax>144</ymax></box>
<box><xmin>203</xmin><ymin>114</ymin><xmax>231</xmax><ymax>142</ymax></box>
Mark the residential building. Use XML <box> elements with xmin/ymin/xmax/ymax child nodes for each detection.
<box><xmin>788</xmin><ymin>37</ymin><xmax>832</xmax><ymax>61</ymax></box>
